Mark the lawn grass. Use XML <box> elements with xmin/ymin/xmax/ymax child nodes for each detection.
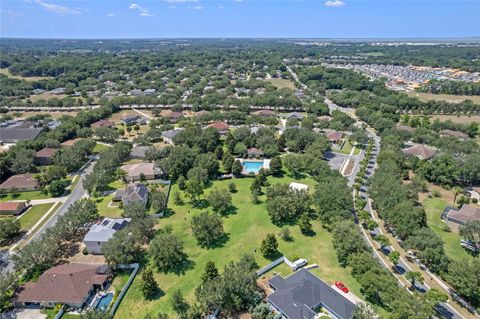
<box><xmin>18</xmin><ymin>203</ymin><xmax>55</xmax><ymax>231</ymax></box>
<box><xmin>0</xmin><ymin>68</ymin><xmax>52</xmax><ymax>81</ymax></box>
<box><xmin>0</xmin><ymin>190</ymin><xmax>51</xmax><ymax>202</ymax></box>
<box><xmin>406</xmin><ymin>91</ymin><xmax>480</xmax><ymax>104</ymax></box>
<box><xmin>423</xmin><ymin>197</ymin><xmax>476</xmax><ymax>262</ymax></box>
<box><xmin>93</xmin><ymin>143</ymin><xmax>111</xmax><ymax>154</ymax></box>
<box><xmin>96</xmin><ymin>195</ymin><xmax>123</xmax><ymax>218</ymax></box>
<box><xmin>336</xmin><ymin>140</ymin><xmax>360</xmax><ymax>156</ymax></box>
<box><xmin>114</xmin><ymin>175</ymin><xmax>365</xmax><ymax>318</ymax></box>
<box><xmin>265</xmin><ymin>78</ymin><xmax>295</xmax><ymax>90</ymax></box>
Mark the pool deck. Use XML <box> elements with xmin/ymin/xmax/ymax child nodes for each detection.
<box><xmin>239</xmin><ymin>158</ymin><xmax>271</xmax><ymax>175</ymax></box>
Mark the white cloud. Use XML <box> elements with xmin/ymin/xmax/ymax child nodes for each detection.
<box><xmin>106</xmin><ymin>13</ymin><xmax>115</xmax><ymax>17</ymax></box>
<box><xmin>34</xmin><ymin>0</ymin><xmax>81</xmax><ymax>15</ymax></box>
<box><xmin>129</xmin><ymin>3</ymin><xmax>154</xmax><ymax>16</ymax></box>
<box><xmin>324</xmin><ymin>0</ymin><xmax>346</xmax><ymax>7</ymax></box>
<box><xmin>190</xmin><ymin>5</ymin><xmax>203</xmax><ymax>10</ymax></box>
<box><xmin>218</xmin><ymin>5</ymin><xmax>224</xmax><ymax>9</ymax></box>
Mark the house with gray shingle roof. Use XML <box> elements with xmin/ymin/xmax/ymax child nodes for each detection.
<box><xmin>114</xmin><ymin>183</ymin><xmax>149</xmax><ymax>207</ymax></box>
<box><xmin>268</xmin><ymin>269</ymin><xmax>356</xmax><ymax>319</ymax></box>
<box><xmin>162</xmin><ymin>129</ymin><xmax>182</xmax><ymax>145</ymax></box>
<box><xmin>83</xmin><ymin>218</ymin><xmax>131</xmax><ymax>254</ymax></box>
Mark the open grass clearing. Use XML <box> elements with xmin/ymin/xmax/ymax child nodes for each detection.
<box><xmin>405</xmin><ymin>91</ymin><xmax>480</xmax><ymax>104</ymax></box>
<box><xmin>265</xmin><ymin>78</ymin><xmax>295</xmax><ymax>90</ymax></box>
<box><xmin>423</xmin><ymin>197</ymin><xmax>476</xmax><ymax>263</ymax></box>
<box><xmin>0</xmin><ymin>190</ymin><xmax>51</xmax><ymax>203</ymax></box>
<box><xmin>18</xmin><ymin>203</ymin><xmax>55</xmax><ymax>231</ymax></box>
<box><xmin>336</xmin><ymin>140</ymin><xmax>360</xmax><ymax>156</ymax></box>
<box><xmin>114</xmin><ymin>175</ymin><xmax>365</xmax><ymax>318</ymax></box>
<box><xmin>0</xmin><ymin>68</ymin><xmax>53</xmax><ymax>81</ymax></box>
<box><xmin>8</xmin><ymin>111</ymin><xmax>78</xmax><ymax>120</ymax></box>
<box><xmin>93</xmin><ymin>143</ymin><xmax>111</xmax><ymax>154</ymax></box>
<box><xmin>428</xmin><ymin>114</ymin><xmax>480</xmax><ymax>125</ymax></box>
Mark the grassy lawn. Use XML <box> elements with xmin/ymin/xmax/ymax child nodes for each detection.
<box><xmin>265</xmin><ymin>78</ymin><xmax>295</xmax><ymax>90</ymax></box>
<box><xmin>19</xmin><ymin>203</ymin><xmax>55</xmax><ymax>231</ymax></box>
<box><xmin>0</xmin><ymin>190</ymin><xmax>51</xmax><ymax>202</ymax></box>
<box><xmin>96</xmin><ymin>195</ymin><xmax>123</xmax><ymax>218</ymax></box>
<box><xmin>114</xmin><ymin>175</ymin><xmax>365</xmax><ymax>318</ymax></box>
<box><xmin>406</xmin><ymin>91</ymin><xmax>480</xmax><ymax>104</ymax></box>
<box><xmin>93</xmin><ymin>143</ymin><xmax>111</xmax><ymax>154</ymax></box>
<box><xmin>423</xmin><ymin>197</ymin><xmax>476</xmax><ymax>262</ymax></box>
<box><xmin>0</xmin><ymin>68</ymin><xmax>52</xmax><ymax>81</ymax></box>
<box><xmin>336</xmin><ymin>140</ymin><xmax>360</xmax><ymax>156</ymax></box>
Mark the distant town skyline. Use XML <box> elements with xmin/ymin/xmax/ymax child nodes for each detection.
<box><xmin>1</xmin><ymin>0</ymin><xmax>479</xmax><ymax>39</ymax></box>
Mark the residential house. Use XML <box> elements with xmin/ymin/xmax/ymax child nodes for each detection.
<box><xmin>208</xmin><ymin>122</ymin><xmax>230</xmax><ymax>135</ymax></box>
<box><xmin>130</xmin><ymin>146</ymin><xmax>151</xmax><ymax>159</ymax></box>
<box><xmin>395</xmin><ymin>124</ymin><xmax>416</xmax><ymax>133</ymax></box>
<box><xmin>144</xmin><ymin>89</ymin><xmax>157</xmax><ymax>96</ymax></box>
<box><xmin>246</xmin><ymin>148</ymin><xmax>264</xmax><ymax>159</ymax></box>
<box><xmin>0</xmin><ymin>201</ymin><xmax>28</xmax><ymax>216</ymax></box>
<box><xmin>403</xmin><ymin>144</ymin><xmax>438</xmax><ymax>160</ymax></box>
<box><xmin>121</xmin><ymin>115</ymin><xmax>141</xmax><ymax>126</ymax></box>
<box><xmin>34</xmin><ymin>148</ymin><xmax>58</xmax><ymax>165</ymax></box>
<box><xmin>114</xmin><ymin>183</ymin><xmax>149</xmax><ymax>207</ymax></box>
<box><xmin>253</xmin><ymin>110</ymin><xmax>275</xmax><ymax>117</ymax></box>
<box><xmin>14</xmin><ymin>263</ymin><xmax>111</xmax><ymax>308</ymax></box>
<box><xmin>0</xmin><ymin>121</ymin><xmax>43</xmax><ymax>143</ymax></box>
<box><xmin>48</xmin><ymin>87</ymin><xmax>66</xmax><ymax>95</ymax></box>
<box><xmin>164</xmin><ymin>111</ymin><xmax>184</xmax><ymax>123</ymax></box>
<box><xmin>0</xmin><ymin>174</ymin><xmax>39</xmax><ymax>192</ymax></box>
<box><xmin>121</xmin><ymin>163</ymin><xmax>161</xmax><ymax>181</ymax></box>
<box><xmin>90</xmin><ymin>119</ymin><xmax>114</xmax><ymax>130</ymax></box>
<box><xmin>468</xmin><ymin>187</ymin><xmax>480</xmax><ymax>202</ymax></box>
<box><xmin>285</xmin><ymin>112</ymin><xmax>304</xmax><ymax>121</ymax></box>
<box><xmin>162</xmin><ymin>129</ymin><xmax>182</xmax><ymax>145</ymax></box>
<box><xmin>83</xmin><ymin>218</ymin><xmax>131</xmax><ymax>254</ymax></box>
<box><xmin>441</xmin><ymin>129</ymin><xmax>468</xmax><ymax>140</ymax></box>
<box><xmin>61</xmin><ymin>138</ymin><xmax>82</xmax><ymax>147</ymax></box>
<box><xmin>326</xmin><ymin>130</ymin><xmax>344</xmax><ymax>144</ymax></box>
<box><xmin>268</xmin><ymin>269</ymin><xmax>356</xmax><ymax>319</ymax></box>
<box><xmin>445</xmin><ymin>204</ymin><xmax>480</xmax><ymax>230</ymax></box>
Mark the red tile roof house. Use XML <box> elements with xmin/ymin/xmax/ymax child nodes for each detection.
<box><xmin>208</xmin><ymin>122</ymin><xmax>230</xmax><ymax>135</ymax></box>
<box><xmin>14</xmin><ymin>263</ymin><xmax>111</xmax><ymax>309</ymax></box>
<box><xmin>61</xmin><ymin>138</ymin><xmax>82</xmax><ymax>147</ymax></box>
<box><xmin>34</xmin><ymin>147</ymin><xmax>58</xmax><ymax>166</ymax></box>
<box><xmin>403</xmin><ymin>144</ymin><xmax>438</xmax><ymax>160</ymax></box>
<box><xmin>0</xmin><ymin>174</ymin><xmax>39</xmax><ymax>192</ymax></box>
<box><xmin>90</xmin><ymin>119</ymin><xmax>114</xmax><ymax>130</ymax></box>
<box><xmin>0</xmin><ymin>201</ymin><xmax>28</xmax><ymax>216</ymax></box>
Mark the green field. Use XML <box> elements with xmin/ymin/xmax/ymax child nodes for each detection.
<box><xmin>0</xmin><ymin>68</ymin><xmax>52</xmax><ymax>81</ymax></box>
<box><xmin>19</xmin><ymin>203</ymin><xmax>55</xmax><ymax>231</ymax></box>
<box><xmin>336</xmin><ymin>140</ymin><xmax>360</xmax><ymax>156</ymax></box>
<box><xmin>0</xmin><ymin>190</ymin><xmax>51</xmax><ymax>203</ymax></box>
<box><xmin>93</xmin><ymin>143</ymin><xmax>111</xmax><ymax>154</ymax></box>
<box><xmin>265</xmin><ymin>78</ymin><xmax>295</xmax><ymax>90</ymax></box>
<box><xmin>406</xmin><ymin>91</ymin><xmax>480</xmax><ymax>104</ymax></box>
<box><xmin>423</xmin><ymin>197</ymin><xmax>476</xmax><ymax>262</ymax></box>
<box><xmin>114</xmin><ymin>175</ymin><xmax>365</xmax><ymax>318</ymax></box>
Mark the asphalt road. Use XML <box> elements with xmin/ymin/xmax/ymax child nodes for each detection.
<box><xmin>324</xmin><ymin>98</ymin><xmax>464</xmax><ymax>319</ymax></box>
<box><xmin>1</xmin><ymin>158</ymin><xmax>96</xmax><ymax>274</ymax></box>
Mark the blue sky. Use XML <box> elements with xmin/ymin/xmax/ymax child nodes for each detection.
<box><xmin>1</xmin><ymin>0</ymin><xmax>479</xmax><ymax>38</ymax></box>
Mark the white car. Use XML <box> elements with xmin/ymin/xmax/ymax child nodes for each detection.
<box><xmin>293</xmin><ymin>259</ymin><xmax>307</xmax><ymax>270</ymax></box>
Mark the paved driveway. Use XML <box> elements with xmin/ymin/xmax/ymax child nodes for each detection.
<box><xmin>1</xmin><ymin>308</ymin><xmax>46</xmax><ymax>319</ymax></box>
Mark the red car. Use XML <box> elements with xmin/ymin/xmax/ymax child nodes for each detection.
<box><xmin>335</xmin><ymin>281</ymin><xmax>349</xmax><ymax>293</ymax></box>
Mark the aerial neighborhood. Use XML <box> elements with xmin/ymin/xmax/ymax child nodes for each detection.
<box><xmin>0</xmin><ymin>37</ymin><xmax>479</xmax><ymax>319</ymax></box>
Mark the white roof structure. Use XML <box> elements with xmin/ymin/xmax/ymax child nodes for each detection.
<box><xmin>289</xmin><ymin>182</ymin><xmax>309</xmax><ymax>192</ymax></box>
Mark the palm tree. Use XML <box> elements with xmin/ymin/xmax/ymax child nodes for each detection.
<box><xmin>453</xmin><ymin>186</ymin><xmax>463</xmax><ymax>206</ymax></box>
<box><xmin>115</xmin><ymin>169</ymin><xmax>128</xmax><ymax>185</ymax></box>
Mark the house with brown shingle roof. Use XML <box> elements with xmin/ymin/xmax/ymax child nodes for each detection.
<box><xmin>34</xmin><ymin>148</ymin><xmax>58</xmax><ymax>165</ymax></box>
<box><xmin>0</xmin><ymin>174</ymin><xmax>39</xmax><ymax>192</ymax></box>
<box><xmin>90</xmin><ymin>119</ymin><xmax>114</xmax><ymax>130</ymax></box>
<box><xmin>61</xmin><ymin>138</ymin><xmax>82</xmax><ymax>147</ymax></box>
<box><xmin>208</xmin><ymin>122</ymin><xmax>230</xmax><ymax>135</ymax></box>
<box><xmin>326</xmin><ymin>130</ymin><xmax>344</xmax><ymax>143</ymax></box>
<box><xmin>444</xmin><ymin>205</ymin><xmax>480</xmax><ymax>231</ymax></box>
<box><xmin>14</xmin><ymin>263</ymin><xmax>111</xmax><ymax>308</ymax></box>
<box><xmin>247</xmin><ymin>148</ymin><xmax>264</xmax><ymax>159</ymax></box>
<box><xmin>253</xmin><ymin>110</ymin><xmax>275</xmax><ymax>117</ymax></box>
<box><xmin>121</xmin><ymin>163</ymin><xmax>162</xmax><ymax>182</ymax></box>
<box><xmin>441</xmin><ymin>129</ymin><xmax>468</xmax><ymax>140</ymax></box>
<box><xmin>0</xmin><ymin>201</ymin><xmax>28</xmax><ymax>215</ymax></box>
<box><xmin>403</xmin><ymin>144</ymin><xmax>438</xmax><ymax>160</ymax></box>
<box><xmin>164</xmin><ymin>111</ymin><xmax>184</xmax><ymax>123</ymax></box>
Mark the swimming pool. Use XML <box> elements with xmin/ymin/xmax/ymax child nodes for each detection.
<box><xmin>242</xmin><ymin>161</ymin><xmax>264</xmax><ymax>174</ymax></box>
<box><xmin>94</xmin><ymin>292</ymin><xmax>114</xmax><ymax>311</ymax></box>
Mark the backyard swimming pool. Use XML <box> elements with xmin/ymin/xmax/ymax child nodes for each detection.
<box><xmin>242</xmin><ymin>161</ymin><xmax>264</xmax><ymax>174</ymax></box>
<box><xmin>94</xmin><ymin>292</ymin><xmax>114</xmax><ymax>311</ymax></box>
